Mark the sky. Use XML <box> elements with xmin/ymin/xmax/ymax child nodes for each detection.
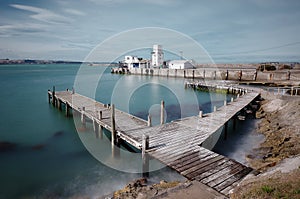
<box><xmin>0</xmin><ymin>0</ymin><xmax>300</xmax><ymax>63</ymax></box>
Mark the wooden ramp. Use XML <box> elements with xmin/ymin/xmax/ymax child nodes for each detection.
<box><xmin>48</xmin><ymin>89</ymin><xmax>259</xmax><ymax>196</ymax></box>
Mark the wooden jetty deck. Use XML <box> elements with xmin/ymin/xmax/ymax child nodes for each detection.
<box><xmin>48</xmin><ymin>87</ymin><xmax>260</xmax><ymax>196</ymax></box>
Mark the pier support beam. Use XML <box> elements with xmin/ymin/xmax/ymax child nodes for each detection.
<box><xmin>81</xmin><ymin>107</ymin><xmax>86</xmax><ymax>127</ymax></box>
<box><xmin>199</xmin><ymin>110</ymin><xmax>203</xmax><ymax>118</ymax></box>
<box><xmin>111</xmin><ymin>104</ymin><xmax>116</xmax><ymax>146</ymax></box>
<box><xmin>99</xmin><ymin>111</ymin><xmax>102</xmax><ymax>120</ymax></box>
<box><xmin>57</xmin><ymin>99</ymin><xmax>61</xmax><ymax>110</ymax></box>
<box><xmin>233</xmin><ymin>116</ymin><xmax>237</xmax><ymax>130</ymax></box>
<box><xmin>147</xmin><ymin>115</ymin><xmax>152</xmax><ymax>127</ymax></box>
<box><xmin>224</xmin><ymin>121</ymin><xmax>228</xmax><ymax>140</ymax></box>
<box><xmin>160</xmin><ymin>100</ymin><xmax>165</xmax><ymax>125</ymax></box>
<box><xmin>48</xmin><ymin>91</ymin><xmax>51</xmax><ymax>104</ymax></box>
<box><xmin>142</xmin><ymin>134</ymin><xmax>149</xmax><ymax>178</ymax></box>
<box><xmin>52</xmin><ymin>86</ymin><xmax>55</xmax><ymax>106</ymax></box>
<box><xmin>65</xmin><ymin>102</ymin><xmax>70</xmax><ymax>117</ymax></box>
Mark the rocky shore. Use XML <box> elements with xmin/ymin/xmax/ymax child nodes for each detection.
<box><xmin>247</xmin><ymin>93</ymin><xmax>300</xmax><ymax>171</ymax></box>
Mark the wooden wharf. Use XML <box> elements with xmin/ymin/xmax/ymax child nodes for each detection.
<box><xmin>48</xmin><ymin>85</ymin><xmax>260</xmax><ymax>196</ymax></box>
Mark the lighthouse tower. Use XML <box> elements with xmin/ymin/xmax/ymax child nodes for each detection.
<box><xmin>151</xmin><ymin>44</ymin><xmax>164</xmax><ymax>67</ymax></box>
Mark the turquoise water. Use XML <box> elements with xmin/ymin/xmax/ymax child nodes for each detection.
<box><xmin>0</xmin><ymin>64</ymin><xmax>229</xmax><ymax>198</ymax></box>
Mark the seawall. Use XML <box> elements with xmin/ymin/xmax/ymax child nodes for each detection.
<box><xmin>126</xmin><ymin>68</ymin><xmax>300</xmax><ymax>82</ymax></box>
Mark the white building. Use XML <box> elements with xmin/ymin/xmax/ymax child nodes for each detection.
<box><xmin>151</xmin><ymin>44</ymin><xmax>164</xmax><ymax>67</ymax></box>
<box><xmin>168</xmin><ymin>60</ymin><xmax>195</xmax><ymax>69</ymax></box>
<box><xmin>124</xmin><ymin>56</ymin><xmax>150</xmax><ymax>69</ymax></box>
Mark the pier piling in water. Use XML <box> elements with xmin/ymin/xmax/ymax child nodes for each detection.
<box><xmin>199</xmin><ymin>110</ymin><xmax>203</xmax><ymax>118</ymax></box>
<box><xmin>147</xmin><ymin>115</ymin><xmax>152</xmax><ymax>127</ymax></box>
<box><xmin>111</xmin><ymin>104</ymin><xmax>116</xmax><ymax>146</ymax></box>
<box><xmin>81</xmin><ymin>107</ymin><xmax>86</xmax><ymax>127</ymax></box>
<box><xmin>160</xmin><ymin>100</ymin><xmax>165</xmax><ymax>125</ymax></box>
<box><xmin>142</xmin><ymin>134</ymin><xmax>149</xmax><ymax>177</ymax></box>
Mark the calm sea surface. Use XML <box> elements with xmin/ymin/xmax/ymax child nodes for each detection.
<box><xmin>0</xmin><ymin>64</ymin><xmax>262</xmax><ymax>198</ymax></box>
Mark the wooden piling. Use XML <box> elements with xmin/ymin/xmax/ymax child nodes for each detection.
<box><xmin>214</xmin><ymin>106</ymin><xmax>217</xmax><ymax>112</ymax></box>
<box><xmin>224</xmin><ymin>100</ymin><xmax>227</xmax><ymax>106</ymax></box>
<box><xmin>93</xmin><ymin>118</ymin><xmax>97</xmax><ymax>132</ymax></box>
<box><xmin>48</xmin><ymin>91</ymin><xmax>51</xmax><ymax>104</ymax></box>
<box><xmin>147</xmin><ymin>114</ymin><xmax>152</xmax><ymax>127</ymax></box>
<box><xmin>231</xmin><ymin>97</ymin><xmax>234</xmax><ymax>103</ymax></box>
<box><xmin>160</xmin><ymin>100</ymin><xmax>165</xmax><ymax>125</ymax></box>
<box><xmin>81</xmin><ymin>107</ymin><xmax>86</xmax><ymax>126</ymax></box>
<box><xmin>65</xmin><ymin>102</ymin><xmax>70</xmax><ymax>117</ymax></box>
<box><xmin>72</xmin><ymin>87</ymin><xmax>75</xmax><ymax>94</ymax></box>
<box><xmin>98</xmin><ymin>125</ymin><xmax>103</xmax><ymax>139</ymax></box>
<box><xmin>99</xmin><ymin>111</ymin><xmax>102</xmax><ymax>120</ymax></box>
<box><xmin>291</xmin><ymin>87</ymin><xmax>294</xmax><ymax>96</ymax></box>
<box><xmin>57</xmin><ymin>99</ymin><xmax>61</xmax><ymax>110</ymax></box>
<box><xmin>111</xmin><ymin>104</ymin><xmax>116</xmax><ymax>146</ymax></box>
<box><xmin>224</xmin><ymin>121</ymin><xmax>228</xmax><ymax>140</ymax></box>
<box><xmin>142</xmin><ymin>134</ymin><xmax>149</xmax><ymax>177</ymax></box>
<box><xmin>52</xmin><ymin>86</ymin><xmax>55</xmax><ymax>106</ymax></box>
<box><xmin>199</xmin><ymin>110</ymin><xmax>203</xmax><ymax>118</ymax></box>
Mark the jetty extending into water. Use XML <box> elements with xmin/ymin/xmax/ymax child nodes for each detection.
<box><xmin>48</xmin><ymin>84</ymin><xmax>260</xmax><ymax>196</ymax></box>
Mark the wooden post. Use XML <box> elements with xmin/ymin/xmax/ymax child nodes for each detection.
<box><xmin>224</xmin><ymin>100</ymin><xmax>227</xmax><ymax>106</ymax></box>
<box><xmin>237</xmin><ymin>94</ymin><xmax>240</xmax><ymax>98</ymax></box>
<box><xmin>98</xmin><ymin>125</ymin><xmax>103</xmax><ymax>139</ymax></box>
<box><xmin>214</xmin><ymin>106</ymin><xmax>217</xmax><ymax>112</ymax></box>
<box><xmin>81</xmin><ymin>107</ymin><xmax>86</xmax><ymax>126</ymax></box>
<box><xmin>65</xmin><ymin>102</ymin><xmax>69</xmax><ymax>117</ymax></box>
<box><xmin>203</xmin><ymin>70</ymin><xmax>205</xmax><ymax>80</ymax></box>
<box><xmin>48</xmin><ymin>91</ymin><xmax>51</xmax><ymax>104</ymax></box>
<box><xmin>57</xmin><ymin>99</ymin><xmax>61</xmax><ymax>110</ymax></box>
<box><xmin>192</xmin><ymin>70</ymin><xmax>195</xmax><ymax>80</ymax></box>
<box><xmin>160</xmin><ymin>100</ymin><xmax>165</xmax><ymax>125</ymax></box>
<box><xmin>93</xmin><ymin>118</ymin><xmax>97</xmax><ymax>132</ymax></box>
<box><xmin>72</xmin><ymin>87</ymin><xmax>75</xmax><ymax>94</ymax></box>
<box><xmin>111</xmin><ymin>104</ymin><xmax>116</xmax><ymax>146</ymax></box>
<box><xmin>147</xmin><ymin>114</ymin><xmax>152</xmax><ymax>127</ymax></box>
<box><xmin>291</xmin><ymin>87</ymin><xmax>294</xmax><ymax>96</ymax></box>
<box><xmin>142</xmin><ymin>134</ymin><xmax>149</xmax><ymax>177</ymax></box>
<box><xmin>98</xmin><ymin>111</ymin><xmax>102</xmax><ymax>120</ymax></box>
<box><xmin>52</xmin><ymin>86</ymin><xmax>55</xmax><ymax>106</ymax></box>
<box><xmin>231</xmin><ymin>97</ymin><xmax>234</xmax><ymax>103</ymax></box>
<box><xmin>277</xmin><ymin>87</ymin><xmax>280</xmax><ymax>95</ymax></box>
<box><xmin>224</xmin><ymin>121</ymin><xmax>228</xmax><ymax>140</ymax></box>
<box><xmin>199</xmin><ymin>110</ymin><xmax>203</xmax><ymax>118</ymax></box>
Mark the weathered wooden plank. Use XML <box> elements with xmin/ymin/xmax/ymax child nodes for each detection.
<box><xmin>180</xmin><ymin>154</ymin><xmax>222</xmax><ymax>175</ymax></box>
<box><xmin>214</xmin><ymin>167</ymin><xmax>252</xmax><ymax>192</ymax></box>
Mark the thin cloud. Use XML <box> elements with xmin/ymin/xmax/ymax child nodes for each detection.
<box><xmin>10</xmin><ymin>4</ymin><xmax>71</xmax><ymax>24</ymax></box>
<box><xmin>0</xmin><ymin>23</ymin><xmax>48</xmax><ymax>37</ymax></box>
<box><xmin>64</xmin><ymin>8</ymin><xmax>86</xmax><ymax>16</ymax></box>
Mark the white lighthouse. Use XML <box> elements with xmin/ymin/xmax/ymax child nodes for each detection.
<box><xmin>151</xmin><ymin>44</ymin><xmax>164</xmax><ymax>68</ymax></box>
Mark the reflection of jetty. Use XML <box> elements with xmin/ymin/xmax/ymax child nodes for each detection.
<box><xmin>48</xmin><ymin>85</ymin><xmax>260</xmax><ymax>196</ymax></box>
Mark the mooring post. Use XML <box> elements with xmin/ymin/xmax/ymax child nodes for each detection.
<box><xmin>97</xmin><ymin>125</ymin><xmax>103</xmax><ymax>139</ymax></box>
<box><xmin>57</xmin><ymin>99</ymin><xmax>61</xmax><ymax>110</ymax></box>
<box><xmin>231</xmin><ymin>97</ymin><xmax>234</xmax><ymax>103</ymax></box>
<box><xmin>224</xmin><ymin>121</ymin><xmax>228</xmax><ymax>140</ymax></box>
<box><xmin>111</xmin><ymin>104</ymin><xmax>116</xmax><ymax>146</ymax></box>
<box><xmin>72</xmin><ymin>87</ymin><xmax>75</xmax><ymax>94</ymax></box>
<box><xmin>214</xmin><ymin>106</ymin><xmax>217</xmax><ymax>112</ymax></box>
<box><xmin>81</xmin><ymin>107</ymin><xmax>86</xmax><ymax>126</ymax></box>
<box><xmin>93</xmin><ymin>118</ymin><xmax>97</xmax><ymax>132</ymax></box>
<box><xmin>52</xmin><ymin>86</ymin><xmax>55</xmax><ymax>106</ymax></box>
<box><xmin>160</xmin><ymin>100</ymin><xmax>165</xmax><ymax>125</ymax></box>
<box><xmin>65</xmin><ymin>102</ymin><xmax>69</xmax><ymax>117</ymax></box>
<box><xmin>291</xmin><ymin>87</ymin><xmax>294</xmax><ymax>96</ymax></box>
<box><xmin>147</xmin><ymin>114</ymin><xmax>152</xmax><ymax>127</ymax></box>
<box><xmin>224</xmin><ymin>100</ymin><xmax>227</xmax><ymax>106</ymax></box>
<box><xmin>199</xmin><ymin>110</ymin><xmax>203</xmax><ymax>118</ymax></box>
<box><xmin>48</xmin><ymin>90</ymin><xmax>51</xmax><ymax>104</ymax></box>
<box><xmin>98</xmin><ymin>111</ymin><xmax>102</xmax><ymax>120</ymax></box>
<box><xmin>237</xmin><ymin>94</ymin><xmax>240</xmax><ymax>98</ymax></box>
<box><xmin>142</xmin><ymin>134</ymin><xmax>149</xmax><ymax>177</ymax></box>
